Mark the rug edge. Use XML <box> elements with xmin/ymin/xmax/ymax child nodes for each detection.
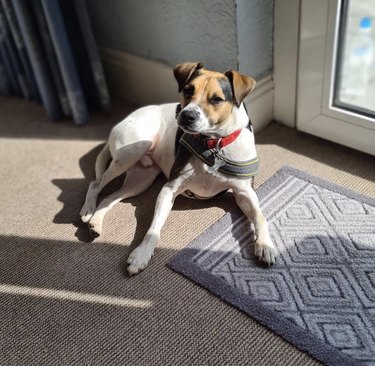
<box><xmin>263</xmin><ymin>165</ymin><xmax>375</xmax><ymax>206</ymax></box>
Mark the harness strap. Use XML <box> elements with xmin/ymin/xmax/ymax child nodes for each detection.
<box><xmin>179</xmin><ymin>132</ymin><xmax>259</xmax><ymax>178</ymax></box>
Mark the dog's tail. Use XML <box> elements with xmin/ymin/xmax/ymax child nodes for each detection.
<box><xmin>95</xmin><ymin>143</ymin><xmax>111</xmax><ymax>179</ymax></box>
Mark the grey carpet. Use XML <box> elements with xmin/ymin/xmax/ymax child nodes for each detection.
<box><xmin>2</xmin><ymin>95</ymin><xmax>375</xmax><ymax>365</ymax></box>
<box><xmin>169</xmin><ymin>166</ymin><xmax>375</xmax><ymax>366</ymax></box>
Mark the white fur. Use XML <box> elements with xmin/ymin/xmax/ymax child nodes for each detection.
<box><xmin>80</xmin><ymin>102</ymin><xmax>277</xmax><ymax>275</ymax></box>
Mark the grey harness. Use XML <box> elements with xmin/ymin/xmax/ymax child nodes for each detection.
<box><xmin>179</xmin><ymin>132</ymin><xmax>259</xmax><ymax>179</ymax></box>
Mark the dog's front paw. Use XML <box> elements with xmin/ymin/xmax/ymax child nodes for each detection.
<box><xmin>254</xmin><ymin>241</ymin><xmax>277</xmax><ymax>266</ymax></box>
<box><xmin>127</xmin><ymin>245</ymin><xmax>154</xmax><ymax>276</ymax></box>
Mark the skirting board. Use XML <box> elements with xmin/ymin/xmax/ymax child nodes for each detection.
<box><xmin>99</xmin><ymin>46</ymin><xmax>274</xmax><ymax>133</ymax></box>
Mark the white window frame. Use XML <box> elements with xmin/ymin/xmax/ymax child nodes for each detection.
<box><xmin>274</xmin><ymin>0</ymin><xmax>375</xmax><ymax>156</ymax></box>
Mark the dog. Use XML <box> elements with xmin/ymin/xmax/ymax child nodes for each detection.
<box><xmin>80</xmin><ymin>62</ymin><xmax>277</xmax><ymax>275</ymax></box>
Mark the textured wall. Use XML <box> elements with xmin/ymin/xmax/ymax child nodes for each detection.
<box><xmin>86</xmin><ymin>0</ymin><xmax>238</xmax><ymax>72</ymax></box>
<box><xmin>86</xmin><ymin>0</ymin><xmax>273</xmax><ymax>79</ymax></box>
<box><xmin>236</xmin><ymin>0</ymin><xmax>274</xmax><ymax>80</ymax></box>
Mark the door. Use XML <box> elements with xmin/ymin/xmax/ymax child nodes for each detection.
<box><xmin>297</xmin><ymin>0</ymin><xmax>375</xmax><ymax>155</ymax></box>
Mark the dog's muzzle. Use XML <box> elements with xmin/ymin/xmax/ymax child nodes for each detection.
<box><xmin>178</xmin><ymin>109</ymin><xmax>200</xmax><ymax>129</ymax></box>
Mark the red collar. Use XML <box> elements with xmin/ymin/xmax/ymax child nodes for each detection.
<box><xmin>204</xmin><ymin>129</ymin><xmax>242</xmax><ymax>150</ymax></box>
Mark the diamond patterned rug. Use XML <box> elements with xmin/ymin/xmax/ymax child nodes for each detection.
<box><xmin>168</xmin><ymin>166</ymin><xmax>375</xmax><ymax>366</ymax></box>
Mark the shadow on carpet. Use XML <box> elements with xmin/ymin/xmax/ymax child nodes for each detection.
<box><xmin>168</xmin><ymin>166</ymin><xmax>375</xmax><ymax>365</ymax></box>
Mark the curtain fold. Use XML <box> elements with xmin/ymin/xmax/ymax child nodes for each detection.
<box><xmin>0</xmin><ymin>0</ymin><xmax>110</xmax><ymax>124</ymax></box>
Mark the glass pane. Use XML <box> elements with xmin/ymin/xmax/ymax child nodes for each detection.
<box><xmin>334</xmin><ymin>0</ymin><xmax>375</xmax><ymax>118</ymax></box>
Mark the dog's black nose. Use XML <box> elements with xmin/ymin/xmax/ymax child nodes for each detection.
<box><xmin>179</xmin><ymin>109</ymin><xmax>199</xmax><ymax>126</ymax></box>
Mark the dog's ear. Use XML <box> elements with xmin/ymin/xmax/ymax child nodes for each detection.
<box><xmin>174</xmin><ymin>62</ymin><xmax>204</xmax><ymax>92</ymax></box>
<box><xmin>224</xmin><ymin>70</ymin><xmax>256</xmax><ymax>107</ymax></box>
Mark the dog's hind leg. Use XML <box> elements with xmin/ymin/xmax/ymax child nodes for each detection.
<box><xmin>95</xmin><ymin>143</ymin><xmax>111</xmax><ymax>179</ymax></box>
<box><xmin>87</xmin><ymin>163</ymin><xmax>161</xmax><ymax>237</ymax></box>
<box><xmin>80</xmin><ymin>141</ymin><xmax>153</xmax><ymax>223</ymax></box>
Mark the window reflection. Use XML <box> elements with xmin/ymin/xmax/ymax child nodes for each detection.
<box><xmin>335</xmin><ymin>0</ymin><xmax>375</xmax><ymax>117</ymax></box>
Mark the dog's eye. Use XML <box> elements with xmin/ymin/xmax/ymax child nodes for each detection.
<box><xmin>183</xmin><ymin>86</ymin><xmax>194</xmax><ymax>98</ymax></box>
<box><xmin>210</xmin><ymin>96</ymin><xmax>224</xmax><ymax>105</ymax></box>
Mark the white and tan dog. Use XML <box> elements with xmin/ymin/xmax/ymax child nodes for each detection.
<box><xmin>80</xmin><ymin>62</ymin><xmax>277</xmax><ymax>275</ymax></box>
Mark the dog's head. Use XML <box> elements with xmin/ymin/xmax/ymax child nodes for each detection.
<box><xmin>174</xmin><ymin>62</ymin><xmax>256</xmax><ymax>137</ymax></box>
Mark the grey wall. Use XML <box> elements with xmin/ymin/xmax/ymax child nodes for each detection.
<box><xmin>236</xmin><ymin>0</ymin><xmax>274</xmax><ymax>79</ymax></box>
<box><xmin>87</xmin><ymin>0</ymin><xmax>273</xmax><ymax>79</ymax></box>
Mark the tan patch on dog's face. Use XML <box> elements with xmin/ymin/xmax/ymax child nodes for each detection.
<box><xmin>179</xmin><ymin>70</ymin><xmax>234</xmax><ymax>126</ymax></box>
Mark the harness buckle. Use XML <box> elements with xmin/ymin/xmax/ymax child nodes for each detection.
<box><xmin>215</xmin><ymin>137</ymin><xmax>223</xmax><ymax>152</ymax></box>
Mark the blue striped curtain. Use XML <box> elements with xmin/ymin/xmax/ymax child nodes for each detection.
<box><xmin>0</xmin><ymin>0</ymin><xmax>110</xmax><ymax>124</ymax></box>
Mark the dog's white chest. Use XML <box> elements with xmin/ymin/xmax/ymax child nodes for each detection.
<box><xmin>181</xmin><ymin>158</ymin><xmax>231</xmax><ymax>199</ymax></box>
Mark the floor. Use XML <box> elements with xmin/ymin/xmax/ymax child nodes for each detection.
<box><xmin>0</xmin><ymin>96</ymin><xmax>374</xmax><ymax>365</ymax></box>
